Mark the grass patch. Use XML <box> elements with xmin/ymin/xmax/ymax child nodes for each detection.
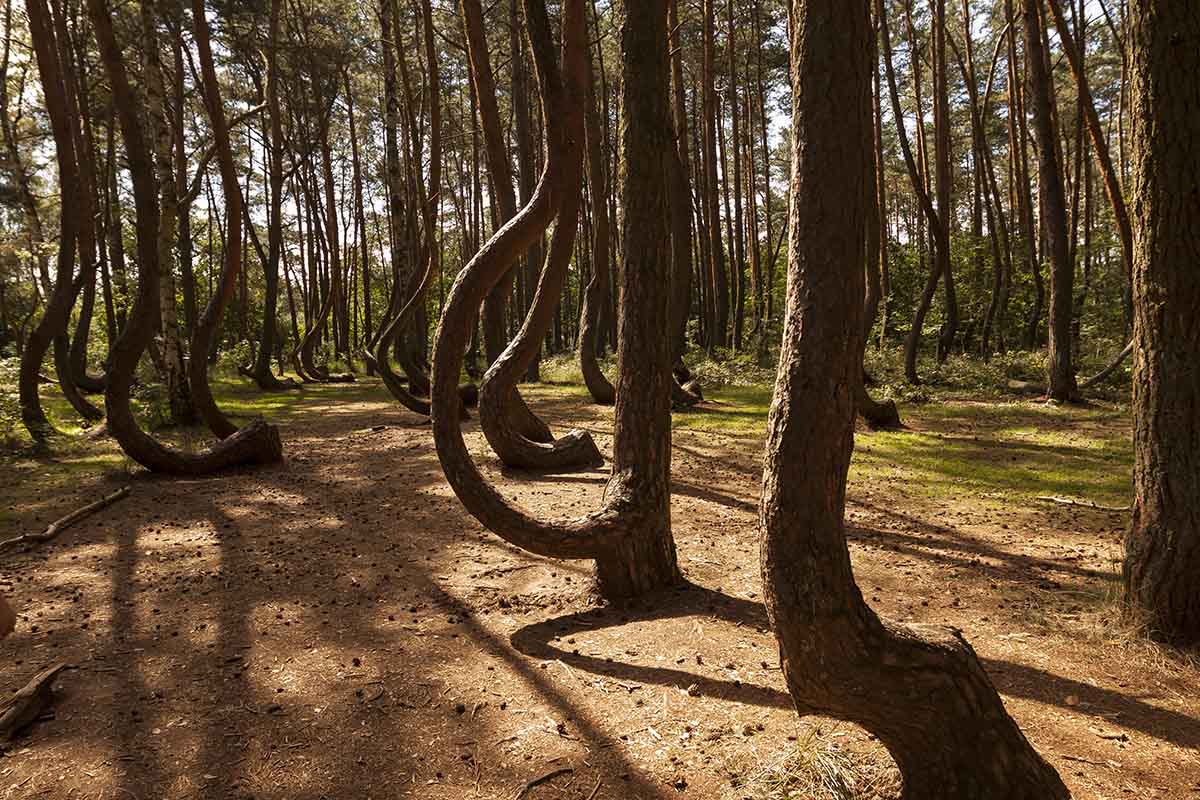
<box><xmin>724</xmin><ymin>729</ymin><xmax>898</xmax><ymax>800</ymax></box>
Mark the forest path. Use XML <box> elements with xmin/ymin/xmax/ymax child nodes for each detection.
<box><xmin>0</xmin><ymin>380</ymin><xmax>1196</xmax><ymax>799</ymax></box>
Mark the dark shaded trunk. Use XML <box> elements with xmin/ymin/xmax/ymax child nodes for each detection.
<box><xmin>763</xmin><ymin>5</ymin><xmax>1070</xmax><ymax>795</ymax></box>
<box><xmin>1024</xmin><ymin>0</ymin><xmax>1077</xmax><ymax>401</ymax></box>
<box><xmin>19</xmin><ymin>0</ymin><xmax>99</xmax><ymax>442</ymax></box>
<box><xmin>251</xmin><ymin>0</ymin><xmax>287</xmax><ymax>391</ymax></box>
<box><xmin>1123</xmin><ymin>0</ymin><xmax>1200</xmax><ymax>646</ymax></box>
<box><xmin>577</xmin><ymin>31</ymin><xmax>614</xmax><ymax>406</ymax></box>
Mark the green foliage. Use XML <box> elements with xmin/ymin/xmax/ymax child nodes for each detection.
<box><xmin>686</xmin><ymin>348</ymin><xmax>777</xmax><ymax>389</ymax></box>
<box><xmin>0</xmin><ymin>355</ymin><xmax>21</xmax><ymax>449</ymax></box>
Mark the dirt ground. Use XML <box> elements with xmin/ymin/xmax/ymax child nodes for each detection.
<box><xmin>1</xmin><ymin>382</ymin><xmax>1198</xmax><ymax>799</ymax></box>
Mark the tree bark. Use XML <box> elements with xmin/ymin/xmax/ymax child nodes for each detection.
<box><xmin>1023</xmin><ymin>0</ymin><xmax>1077</xmax><ymax>402</ymax></box>
<box><xmin>577</xmin><ymin>33</ymin><xmax>615</xmax><ymax>406</ymax></box>
<box><xmin>1123</xmin><ymin>0</ymin><xmax>1200</xmax><ymax>646</ymax></box>
<box><xmin>251</xmin><ymin>0</ymin><xmax>288</xmax><ymax>391</ymax></box>
<box><xmin>142</xmin><ymin>0</ymin><xmax>194</xmax><ymax>425</ymax></box>
<box><xmin>880</xmin><ymin>1</ymin><xmax>950</xmax><ymax>385</ymax></box>
<box><xmin>459</xmin><ymin>0</ymin><xmax>553</xmax><ymax>445</ymax></box>
<box><xmin>86</xmin><ymin>0</ymin><xmax>282</xmax><ymax>476</ymax></box>
<box><xmin>762</xmin><ymin>4</ymin><xmax>1070</xmax><ymax>795</ymax></box>
<box><xmin>476</xmin><ymin>0</ymin><xmax>603</xmax><ymax>471</ymax></box>
<box><xmin>18</xmin><ymin>0</ymin><xmax>94</xmax><ymax>442</ymax></box>
<box><xmin>430</xmin><ymin>0</ymin><xmax>680</xmax><ymax>600</ymax></box>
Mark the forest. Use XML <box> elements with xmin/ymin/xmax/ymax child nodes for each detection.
<box><xmin>0</xmin><ymin>0</ymin><xmax>1197</xmax><ymax>797</ymax></box>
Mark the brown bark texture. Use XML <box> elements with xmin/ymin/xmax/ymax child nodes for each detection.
<box><xmin>1123</xmin><ymin>0</ymin><xmax>1200</xmax><ymax>646</ymax></box>
<box><xmin>760</xmin><ymin>3</ymin><xmax>1069</xmax><ymax>797</ymax></box>
<box><xmin>430</xmin><ymin>0</ymin><xmax>680</xmax><ymax>600</ymax></box>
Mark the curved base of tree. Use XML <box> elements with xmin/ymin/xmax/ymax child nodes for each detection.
<box><xmin>74</xmin><ymin>368</ymin><xmax>108</xmax><ymax>395</ymax></box>
<box><xmin>671</xmin><ymin>379</ymin><xmax>703</xmax><ymax>409</ymax></box>
<box><xmin>771</xmin><ymin>616</ymin><xmax>1070</xmax><ymax>799</ymax></box>
<box><xmin>766</xmin><ymin>4</ymin><xmax>1067</xmax><ymax>797</ymax></box>
<box><xmin>239</xmin><ymin>363</ymin><xmax>300</xmax><ymax>391</ymax></box>
<box><xmin>580</xmin><ymin>352</ymin><xmax>615</xmax><ymax>405</ymax></box>
<box><xmin>109</xmin><ymin>411</ymin><xmax>283</xmax><ymax>476</ymax></box>
<box><xmin>480</xmin><ymin>381</ymin><xmax>604</xmax><ymax>471</ymax></box>
<box><xmin>365</xmin><ymin>349</ymin><xmax>475</xmax><ymax>420</ymax></box>
<box><xmin>54</xmin><ymin>336</ymin><xmax>104</xmax><ymax>423</ymax></box>
<box><xmin>856</xmin><ymin>381</ymin><xmax>901</xmax><ymax>430</ymax></box>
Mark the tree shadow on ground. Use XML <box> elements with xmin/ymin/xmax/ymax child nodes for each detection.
<box><xmin>512</xmin><ymin>582</ymin><xmax>1200</xmax><ymax>751</ymax></box>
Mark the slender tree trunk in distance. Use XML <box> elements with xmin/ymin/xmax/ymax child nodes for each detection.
<box><xmin>762</xmin><ymin>3</ymin><xmax>1070</xmax><ymax>795</ymax></box>
<box><xmin>577</xmin><ymin>30</ymin><xmax>615</xmax><ymax>406</ymax></box>
<box><xmin>933</xmin><ymin>0</ymin><xmax>958</xmax><ymax>362</ymax></box>
<box><xmin>1123</xmin><ymin>0</ymin><xmax>1200</xmax><ymax>646</ymax></box>
<box><xmin>251</xmin><ymin>0</ymin><xmax>288</xmax><ymax>391</ymax></box>
<box><xmin>142</xmin><ymin>0</ymin><xmax>194</xmax><ymax>425</ymax></box>
<box><xmin>879</xmin><ymin>3</ymin><xmax>949</xmax><ymax>385</ymax></box>
<box><xmin>1024</xmin><ymin>0</ymin><xmax>1077</xmax><ymax>401</ymax></box>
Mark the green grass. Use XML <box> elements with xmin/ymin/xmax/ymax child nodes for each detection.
<box><xmin>3</xmin><ymin>367</ymin><xmax>1134</xmax><ymax>516</ymax></box>
<box><xmin>672</xmin><ymin>385</ymin><xmax>774</xmax><ymax>437</ymax></box>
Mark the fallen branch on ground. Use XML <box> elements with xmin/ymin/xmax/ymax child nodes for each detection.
<box><xmin>0</xmin><ymin>486</ymin><xmax>132</xmax><ymax>551</ymax></box>
<box><xmin>515</xmin><ymin>767</ymin><xmax>573</xmax><ymax>799</ymax></box>
<box><xmin>0</xmin><ymin>663</ymin><xmax>69</xmax><ymax>741</ymax></box>
<box><xmin>1036</xmin><ymin>495</ymin><xmax>1130</xmax><ymax>513</ymax></box>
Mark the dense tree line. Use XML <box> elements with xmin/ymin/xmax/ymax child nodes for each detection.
<box><xmin>2</xmin><ymin>0</ymin><xmax>1196</xmax><ymax>793</ymax></box>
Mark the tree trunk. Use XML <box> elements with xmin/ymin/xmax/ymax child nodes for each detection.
<box><xmin>577</xmin><ymin>29</ymin><xmax>615</xmax><ymax>406</ymax></box>
<box><xmin>880</xmin><ymin>2</ymin><xmax>949</xmax><ymax>385</ymax></box>
<box><xmin>1123</xmin><ymin>0</ymin><xmax>1200</xmax><ymax>646</ymax></box>
<box><xmin>763</xmin><ymin>5</ymin><xmax>1070</xmax><ymax>795</ymax></box>
<box><xmin>142</xmin><ymin>0</ymin><xmax>194</xmax><ymax>425</ymax></box>
<box><xmin>475</xmin><ymin>0</ymin><xmax>603</xmax><ymax>471</ymax></box>
<box><xmin>19</xmin><ymin>0</ymin><xmax>105</xmax><ymax>442</ymax></box>
<box><xmin>86</xmin><ymin>0</ymin><xmax>282</xmax><ymax>476</ymax></box>
<box><xmin>933</xmin><ymin>0</ymin><xmax>958</xmax><ymax>363</ymax></box>
<box><xmin>251</xmin><ymin>0</ymin><xmax>287</xmax><ymax>391</ymax></box>
<box><xmin>430</xmin><ymin>0</ymin><xmax>680</xmax><ymax>600</ymax></box>
<box><xmin>1024</xmin><ymin>0</ymin><xmax>1077</xmax><ymax>402</ymax></box>
<box><xmin>701</xmin><ymin>0</ymin><xmax>728</xmax><ymax>351</ymax></box>
<box><xmin>459</xmin><ymin>0</ymin><xmax>553</xmax><ymax>444</ymax></box>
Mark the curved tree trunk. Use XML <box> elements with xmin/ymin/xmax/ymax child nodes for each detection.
<box><xmin>431</xmin><ymin>0</ymin><xmax>680</xmax><ymax>600</ymax></box>
<box><xmin>188</xmin><ymin>0</ymin><xmax>271</xmax><ymax>439</ymax></box>
<box><xmin>577</xmin><ymin>32</ymin><xmax>614</xmax><ymax>407</ymax></box>
<box><xmin>86</xmin><ymin>0</ymin><xmax>281</xmax><ymax>476</ymax></box>
<box><xmin>1123</xmin><ymin>0</ymin><xmax>1200</xmax><ymax>646</ymax></box>
<box><xmin>58</xmin><ymin>7</ymin><xmax>107</xmax><ymax>401</ymax></box>
<box><xmin>460</xmin><ymin>0</ymin><xmax>553</xmax><ymax>446</ymax></box>
<box><xmin>857</xmin><ymin>25</ymin><xmax>900</xmax><ymax>431</ymax></box>
<box><xmin>477</xmin><ymin>0</ymin><xmax>603</xmax><ymax>471</ymax></box>
<box><xmin>762</xmin><ymin>4</ymin><xmax>1070</xmax><ymax>795</ymax></box>
<box><xmin>18</xmin><ymin>0</ymin><xmax>93</xmax><ymax>442</ymax></box>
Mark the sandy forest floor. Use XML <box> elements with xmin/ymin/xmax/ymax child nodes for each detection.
<box><xmin>1</xmin><ymin>378</ymin><xmax>1198</xmax><ymax>799</ymax></box>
